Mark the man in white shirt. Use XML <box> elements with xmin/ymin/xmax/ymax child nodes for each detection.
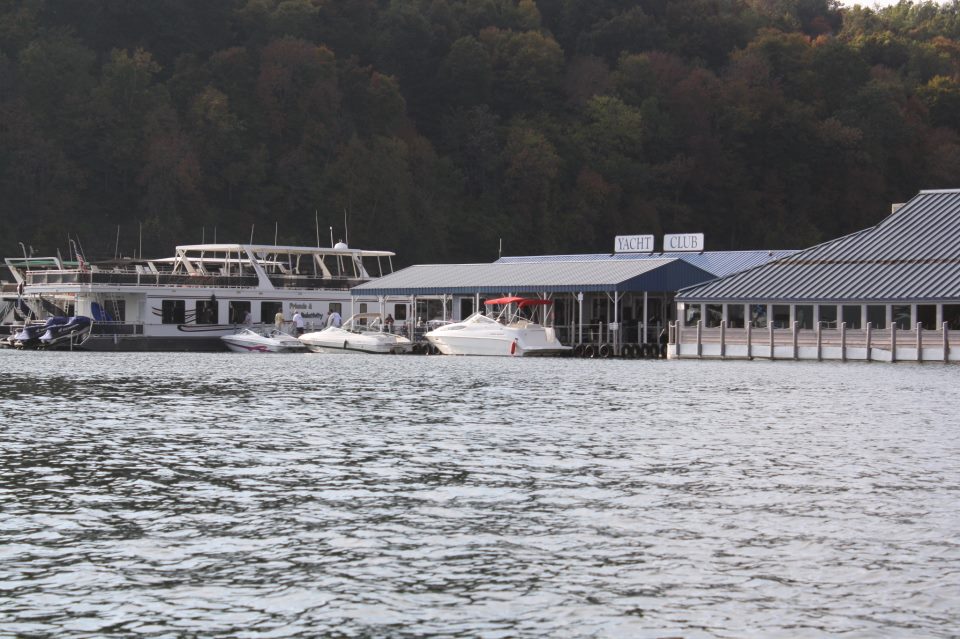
<box><xmin>328</xmin><ymin>310</ymin><xmax>342</xmax><ymax>327</ymax></box>
<box><xmin>292</xmin><ymin>311</ymin><xmax>305</xmax><ymax>336</ymax></box>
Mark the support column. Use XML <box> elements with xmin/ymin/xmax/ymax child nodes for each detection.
<box><xmin>720</xmin><ymin>320</ymin><xmax>726</xmax><ymax>359</ymax></box>
<box><xmin>916</xmin><ymin>322</ymin><xmax>923</xmax><ymax>362</ymax></box>
<box><xmin>642</xmin><ymin>291</ymin><xmax>648</xmax><ymax>344</ymax></box>
<box><xmin>891</xmin><ymin>322</ymin><xmax>897</xmax><ymax>363</ymax></box>
<box><xmin>577</xmin><ymin>292</ymin><xmax>584</xmax><ymax>346</ymax></box>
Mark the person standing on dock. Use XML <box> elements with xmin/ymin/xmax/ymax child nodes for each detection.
<box><xmin>274</xmin><ymin>309</ymin><xmax>284</xmax><ymax>332</ymax></box>
<box><xmin>328</xmin><ymin>310</ymin><xmax>341</xmax><ymax>328</ymax></box>
<box><xmin>292</xmin><ymin>311</ymin><xmax>305</xmax><ymax>336</ymax></box>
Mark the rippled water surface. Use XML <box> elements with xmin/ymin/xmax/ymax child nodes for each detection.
<box><xmin>1</xmin><ymin>350</ymin><xmax>959</xmax><ymax>638</ymax></box>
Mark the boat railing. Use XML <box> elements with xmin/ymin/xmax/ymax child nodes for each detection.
<box><xmin>25</xmin><ymin>268</ymin><xmax>368</xmax><ymax>290</ymax></box>
<box><xmin>267</xmin><ymin>276</ymin><xmax>366</xmax><ymax>290</ymax></box>
<box><xmin>90</xmin><ymin>321</ymin><xmax>144</xmax><ymax>336</ymax></box>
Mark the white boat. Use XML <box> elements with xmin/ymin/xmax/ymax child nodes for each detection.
<box><xmin>4</xmin><ymin>242</ymin><xmax>408</xmax><ymax>351</ymax></box>
<box><xmin>424</xmin><ymin>296</ymin><xmax>571</xmax><ymax>356</ymax></box>
<box><xmin>221</xmin><ymin>327</ymin><xmax>306</xmax><ymax>353</ymax></box>
<box><xmin>299</xmin><ymin>313</ymin><xmax>412</xmax><ymax>354</ymax></box>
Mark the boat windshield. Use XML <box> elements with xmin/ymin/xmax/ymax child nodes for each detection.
<box><xmin>342</xmin><ymin>313</ymin><xmax>386</xmax><ymax>333</ymax></box>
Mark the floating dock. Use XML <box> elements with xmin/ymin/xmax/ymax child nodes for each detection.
<box><xmin>668</xmin><ymin>321</ymin><xmax>958</xmax><ymax>363</ymax></box>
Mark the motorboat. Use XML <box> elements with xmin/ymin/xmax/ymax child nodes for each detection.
<box><xmin>7</xmin><ymin>316</ymin><xmax>92</xmax><ymax>349</ymax></box>
<box><xmin>39</xmin><ymin>316</ymin><xmax>92</xmax><ymax>349</ymax></box>
<box><xmin>299</xmin><ymin>313</ymin><xmax>412</xmax><ymax>354</ymax></box>
<box><xmin>424</xmin><ymin>296</ymin><xmax>571</xmax><ymax>356</ymax></box>
<box><xmin>221</xmin><ymin>327</ymin><xmax>307</xmax><ymax>353</ymax></box>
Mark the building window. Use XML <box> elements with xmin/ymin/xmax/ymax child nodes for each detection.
<box><xmin>892</xmin><ymin>305</ymin><xmax>911</xmax><ymax>329</ymax></box>
<box><xmin>943</xmin><ymin>304</ymin><xmax>960</xmax><ymax>330</ymax></box>
<box><xmin>329</xmin><ymin>302</ymin><xmax>342</xmax><ymax>315</ymax></box>
<box><xmin>772</xmin><ymin>305</ymin><xmax>790</xmax><ymax>329</ymax></box>
<box><xmin>196</xmin><ymin>299</ymin><xmax>218</xmax><ymax>324</ymax></box>
<box><xmin>394</xmin><ymin>304</ymin><xmax>407</xmax><ymax>321</ymax></box>
<box><xmin>917</xmin><ymin>304</ymin><xmax>936</xmax><ymax>330</ymax></box>
<box><xmin>866</xmin><ymin>305</ymin><xmax>886</xmax><ymax>329</ymax></box>
<box><xmin>842</xmin><ymin>305</ymin><xmax>861</xmax><ymax>329</ymax></box>
<box><xmin>262</xmin><ymin>301</ymin><xmax>283</xmax><ymax>325</ymax></box>
<box><xmin>229</xmin><ymin>301</ymin><xmax>251</xmax><ymax>324</ymax></box>
<box><xmin>705</xmin><ymin>304</ymin><xmax>722</xmax><ymax>328</ymax></box>
<box><xmin>795</xmin><ymin>305</ymin><xmax>814</xmax><ymax>329</ymax></box>
<box><xmin>162</xmin><ymin>300</ymin><xmax>185</xmax><ymax>324</ymax></box>
<box><xmin>819</xmin><ymin>305</ymin><xmax>837</xmax><ymax>329</ymax></box>
<box><xmin>750</xmin><ymin>304</ymin><xmax>767</xmax><ymax>328</ymax></box>
<box><xmin>684</xmin><ymin>303</ymin><xmax>701</xmax><ymax>326</ymax></box>
<box><xmin>727</xmin><ymin>304</ymin><xmax>745</xmax><ymax>328</ymax></box>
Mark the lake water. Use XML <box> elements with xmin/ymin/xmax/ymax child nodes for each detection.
<box><xmin>1</xmin><ymin>351</ymin><xmax>958</xmax><ymax>638</ymax></box>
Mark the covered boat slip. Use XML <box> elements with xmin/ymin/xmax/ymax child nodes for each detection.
<box><xmin>671</xmin><ymin>189</ymin><xmax>960</xmax><ymax>363</ymax></box>
<box><xmin>351</xmin><ymin>250</ymin><xmax>792</xmax><ymax>352</ymax></box>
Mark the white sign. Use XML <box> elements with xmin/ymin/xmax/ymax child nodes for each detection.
<box><xmin>664</xmin><ymin>233</ymin><xmax>704</xmax><ymax>252</ymax></box>
<box><xmin>614</xmin><ymin>234</ymin><xmax>655</xmax><ymax>253</ymax></box>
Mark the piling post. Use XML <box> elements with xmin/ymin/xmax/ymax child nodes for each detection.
<box><xmin>769</xmin><ymin>322</ymin><xmax>775</xmax><ymax>361</ymax></box>
<box><xmin>840</xmin><ymin>322</ymin><xmax>846</xmax><ymax>362</ymax></box>
<box><xmin>891</xmin><ymin>323</ymin><xmax>897</xmax><ymax>363</ymax></box>
<box><xmin>866</xmin><ymin>322</ymin><xmax>872</xmax><ymax>362</ymax></box>
<box><xmin>816</xmin><ymin>321</ymin><xmax>822</xmax><ymax>361</ymax></box>
<box><xmin>943</xmin><ymin>322</ymin><xmax>949</xmax><ymax>363</ymax></box>
<box><xmin>746</xmin><ymin>321</ymin><xmax>752</xmax><ymax>360</ymax></box>
<box><xmin>792</xmin><ymin>321</ymin><xmax>798</xmax><ymax>360</ymax></box>
<box><xmin>720</xmin><ymin>320</ymin><xmax>726</xmax><ymax>359</ymax></box>
<box><xmin>696</xmin><ymin>320</ymin><xmax>702</xmax><ymax>359</ymax></box>
<box><xmin>916</xmin><ymin>322</ymin><xmax>923</xmax><ymax>362</ymax></box>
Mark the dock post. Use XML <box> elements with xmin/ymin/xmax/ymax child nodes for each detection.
<box><xmin>696</xmin><ymin>320</ymin><xmax>702</xmax><ymax>359</ymax></box>
<box><xmin>840</xmin><ymin>322</ymin><xmax>846</xmax><ymax>362</ymax></box>
<box><xmin>816</xmin><ymin>321</ymin><xmax>822</xmax><ymax>361</ymax></box>
<box><xmin>916</xmin><ymin>322</ymin><xmax>922</xmax><ymax>362</ymax></box>
<box><xmin>720</xmin><ymin>320</ymin><xmax>726</xmax><ymax>359</ymax></box>
<box><xmin>746</xmin><ymin>322</ymin><xmax>752</xmax><ymax>360</ymax></box>
<box><xmin>792</xmin><ymin>321</ymin><xmax>798</xmax><ymax>360</ymax></box>
<box><xmin>866</xmin><ymin>322</ymin><xmax>872</xmax><ymax>362</ymax></box>
<box><xmin>891</xmin><ymin>324</ymin><xmax>897</xmax><ymax>363</ymax></box>
<box><xmin>769</xmin><ymin>322</ymin><xmax>774</xmax><ymax>361</ymax></box>
<box><xmin>943</xmin><ymin>322</ymin><xmax>949</xmax><ymax>363</ymax></box>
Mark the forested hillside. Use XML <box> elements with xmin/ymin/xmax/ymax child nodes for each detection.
<box><xmin>2</xmin><ymin>0</ymin><xmax>960</xmax><ymax>265</ymax></box>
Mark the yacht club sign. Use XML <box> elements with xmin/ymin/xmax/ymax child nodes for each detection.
<box><xmin>614</xmin><ymin>234</ymin><xmax>654</xmax><ymax>253</ymax></box>
<box><xmin>614</xmin><ymin>233</ymin><xmax>705</xmax><ymax>253</ymax></box>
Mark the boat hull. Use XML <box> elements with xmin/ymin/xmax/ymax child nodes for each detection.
<box><xmin>301</xmin><ymin>339</ymin><xmax>408</xmax><ymax>354</ymax></box>
<box><xmin>426</xmin><ymin>326</ymin><xmax>570</xmax><ymax>357</ymax></box>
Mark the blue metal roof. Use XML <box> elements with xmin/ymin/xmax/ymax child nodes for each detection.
<box><xmin>352</xmin><ymin>258</ymin><xmax>717</xmax><ymax>296</ymax></box>
<box><xmin>496</xmin><ymin>250</ymin><xmax>796</xmax><ymax>278</ymax></box>
<box><xmin>676</xmin><ymin>189</ymin><xmax>960</xmax><ymax>303</ymax></box>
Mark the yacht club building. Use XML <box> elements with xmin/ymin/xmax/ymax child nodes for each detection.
<box><xmin>352</xmin><ymin>247</ymin><xmax>793</xmax><ymax>350</ymax></box>
<box><xmin>672</xmin><ymin>189</ymin><xmax>960</xmax><ymax>362</ymax></box>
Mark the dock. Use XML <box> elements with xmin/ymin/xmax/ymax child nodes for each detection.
<box><xmin>668</xmin><ymin>321</ymin><xmax>958</xmax><ymax>363</ymax></box>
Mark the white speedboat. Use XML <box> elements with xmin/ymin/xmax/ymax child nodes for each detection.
<box><xmin>221</xmin><ymin>327</ymin><xmax>307</xmax><ymax>353</ymax></box>
<box><xmin>299</xmin><ymin>313</ymin><xmax>411</xmax><ymax>354</ymax></box>
<box><xmin>424</xmin><ymin>297</ymin><xmax>571</xmax><ymax>356</ymax></box>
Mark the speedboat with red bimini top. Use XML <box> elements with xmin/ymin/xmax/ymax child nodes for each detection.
<box><xmin>424</xmin><ymin>297</ymin><xmax>571</xmax><ymax>356</ymax></box>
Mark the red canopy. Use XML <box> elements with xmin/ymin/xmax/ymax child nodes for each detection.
<box><xmin>484</xmin><ymin>296</ymin><xmax>553</xmax><ymax>308</ymax></box>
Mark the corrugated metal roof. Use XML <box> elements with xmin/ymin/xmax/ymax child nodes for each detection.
<box><xmin>676</xmin><ymin>189</ymin><xmax>960</xmax><ymax>303</ymax></box>
<box><xmin>496</xmin><ymin>250</ymin><xmax>797</xmax><ymax>278</ymax></box>
<box><xmin>352</xmin><ymin>259</ymin><xmax>717</xmax><ymax>296</ymax></box>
